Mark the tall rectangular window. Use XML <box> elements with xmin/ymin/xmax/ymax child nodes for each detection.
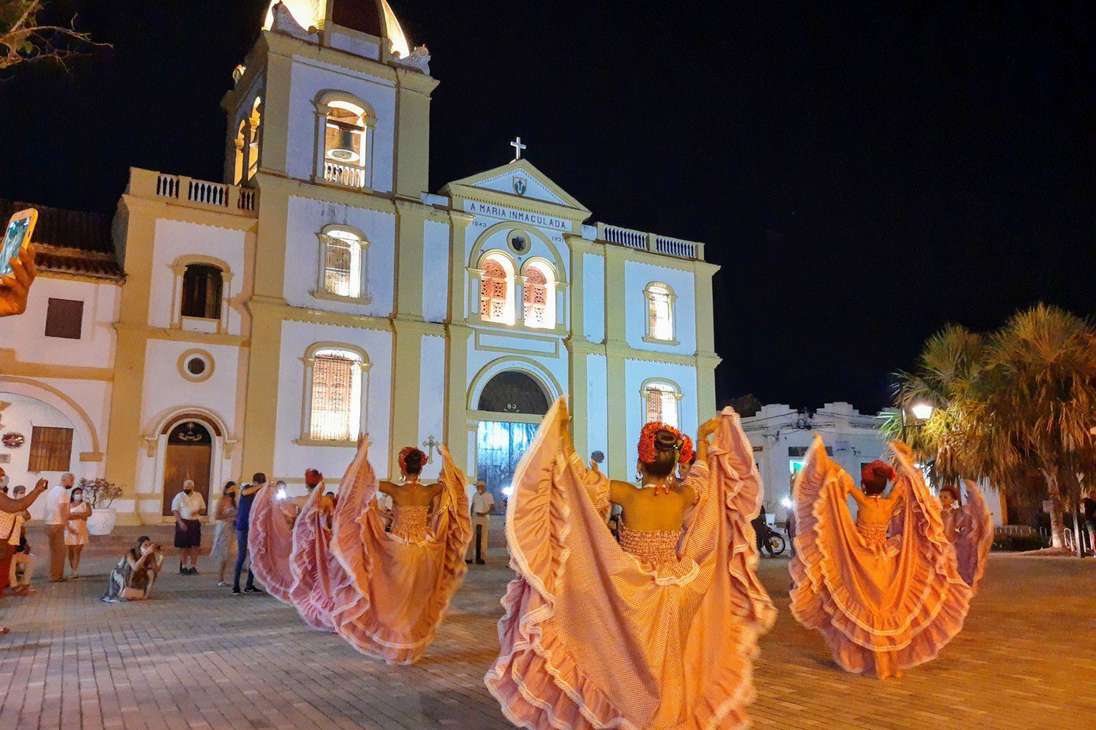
<box><xmin>44</xmin><ymin>298</ymin><xmax>83</xmax><ymax>339</ymax></box>
<box><xmin>28</xmin><ymin>426</ymin><xmax>74</xmax><ymax>472</ymax></box>
<box><xmin>320</xmin><ymin>230</ymin><xmax>364</xmax><ymax>299</ymax></box>
<box><xmin>309</xmin><ymin>352</ymin><xmax>359</xmax><ymax>441</ymax></box>
<box><xmin>181</xmin><ymin>265</ymin><xmax>223</xmax><ymax>319</ymax></box>
<box><xmin>644</xmin><ymin>384</ymin><xmax>679</xmax><ymax>427</ymax></box>
<box><xmin>645</xmin><ymin>283</ymin><xmax>674</xmax><ymax>341</ymax></box>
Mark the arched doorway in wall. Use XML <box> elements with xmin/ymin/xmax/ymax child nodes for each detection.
<box><xmin>474</xmin><ymin>371</ymin><xmax>550</xmax><ymax>506</ymax></box>
<box><xmin>161</xmin><ymin>420</ymin><xmax>213</xmax><ymax>516</ymax></box>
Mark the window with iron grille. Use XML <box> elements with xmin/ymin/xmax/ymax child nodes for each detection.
<box><xmin>321</xmin><ymin>230</ymin><xmax>364</xmax><ymax>298</ymax></box>
<box><xmin>644</xmin><ymin>383</ymin><xmax>679</xmax><ymax>427</ymax></box>
<box><xmin>309</xmin><ymin>351</ymin><xmax>360</xmax><ymax>441</ymax></box>
<box><xmin>28</xmin><ymin>426</ymin><xmax>74</xmax><ymax>472</ymax></box>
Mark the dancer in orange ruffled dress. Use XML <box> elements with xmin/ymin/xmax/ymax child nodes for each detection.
<box><xmin>486</xmin><ymin>399</ymin><xmax>774</xmax><ymax>729</ymax></box>
<box><xmin>789</xmin><ymin>437</ymin><xmax>973</xmax><ymax>679</ymax></box>
<box><xmin>939</xmin><ymin>481</ymin><xmax>993</xmax><ymax>591</ymax></box>
<box><xmin>289</xmin><ymin>469</ymin><xmax>341</xmax><ymax>631</ymax></box>
<box><xmin>247</xmin><ymin>479</ymin><xmax>298</xmax><ymax>603</ymax></box>
<box><xmin>331</xmin><ymin>440</ymin><xmax>471</xmax><ymax>664</ymax></box>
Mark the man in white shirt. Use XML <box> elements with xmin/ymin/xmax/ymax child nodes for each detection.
<box><xmin>465</xmin><ymin>481</ymin><xmax>495</xmax><ymax>565</ymax></box>
<box><xmin>171</xmin><ymin>480</ymin><xmax>206</xmax><ymax>575</ymax></box>
<box><xmin>43</xmin><ymin>473</ymin><xmax>74</xmax><ymax>582</ymax></box>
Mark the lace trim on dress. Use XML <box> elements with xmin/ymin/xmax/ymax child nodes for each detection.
<box><xmin>618</xmin><ymin>523</ymin><xmax>679</xmax><ymax>567</ymax></box>
<box><xmin>390</xmin><ymin>505</ymin><xmax>430</xmax><ymax>543</ymax></box>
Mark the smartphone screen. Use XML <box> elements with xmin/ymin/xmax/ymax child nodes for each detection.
<box><xmin>0</xmin><ymin>215</ymin><xmax>32</xmax><ymax>277</ymax></box>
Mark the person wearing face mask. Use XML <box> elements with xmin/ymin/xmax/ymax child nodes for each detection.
<box><xmin>171</xmin><ymin>479</ymin><xmax>206</xmax><ymax>575</ymax></box>
<box><xmin>64</xmin><ymin>487</ymin><xmax>91</xmax><ymax>578</ymax></box>
<box><xmin>43</xmin><ymin>473</ymin><xmax>75</xmax><ymax>582</ymax></box>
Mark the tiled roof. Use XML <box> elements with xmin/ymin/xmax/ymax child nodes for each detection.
<box><xmin>1</xmin><ymin>199</ymin><xmax>122</xmax><ymax>280</ymax></box>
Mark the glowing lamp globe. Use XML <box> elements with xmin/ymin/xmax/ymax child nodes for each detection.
<box><xmin>911</xmin><ymin>402</ymin><xmax>935</xmax><ymax>421</ymax></box>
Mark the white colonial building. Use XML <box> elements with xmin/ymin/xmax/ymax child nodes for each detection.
<box><xmin>0</xmin><ymin>0</ymin><xmax>718</xmax><ymax>523</ymax></box>
<box><xmin>742</xmin><ymin>402</ymin><xmax>1006</xmax><ymax>525</ymax></box>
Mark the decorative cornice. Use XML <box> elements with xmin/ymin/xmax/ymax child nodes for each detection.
<box><xmin>120</xmin><ymin>195</ymin><xmax>259</xmax><ymax>232</ymax></box>
<box><xmin>0</xmin><ymin>349</ymin><xmax>114</xmax><ymax>381</ymax></box>
<box><xmin>112</xmin><ymin>322</ymin><xmax>249</xmax><ymax>347</ymax></box>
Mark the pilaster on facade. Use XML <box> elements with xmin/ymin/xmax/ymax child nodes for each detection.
<box><xmin>444</xmin><ymin>321</ymin><xmax>472</xmax><ymax>472</ymax></box>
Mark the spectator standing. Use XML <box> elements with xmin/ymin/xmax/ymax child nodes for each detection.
<box><xmin>751</xmin><ymin>504</ymin><xmax>774</xmax><ymax>558</ymax></box>
<box><xmin>171</xmin><ymin>480</ymin><xmax>206</xmax><ymax>575</ymax></box>
<box><xmin>64</xmin><ymin>487</ymin><xmax>91</xmax><ymax>578</ymax></box>
<box><xmin>0</xmin><ymin>479</ymin><xmax>48</xmax><ymax>632</ymax></box>
<box><xmin>7</xmin><ymin>485</ymin><xmax>35</xmax><ymax>595</ymax></box>
<box><xmin>43</xmin><ymin>473</ymin><xmax>74</xmax><ymax>582</ymax></box>
<box><xmin>233</xmin><ymin>474</ymin><xmax>266</xmax><ymax>594</ymax></box>
<box><xmin>466</xmin><ymin>481</ymin><xmax>495</xmax><ymax>565</ymax></box>
<box><xmin>209</xmin><ymin>482</ymin><xmax>238</xmax><ymax>586</ymax></box>
<box><xmin>1083</xmin><ymin>488</ymin><xmax>1096</xmax><ymax>557</ymax></box>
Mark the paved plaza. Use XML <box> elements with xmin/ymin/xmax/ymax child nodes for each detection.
<box><xmin>1</xmin><ymin>525</ymin><xmax>1094</xmax><ymax>729</ymax></box>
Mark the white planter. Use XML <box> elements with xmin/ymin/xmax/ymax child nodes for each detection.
<box><xmin>87</xmin><ymin>507</ymin><xmax>117</xmax><ymax>536</ymax></box>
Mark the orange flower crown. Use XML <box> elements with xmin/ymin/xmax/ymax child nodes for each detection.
<box><xmin>860</xmin><ymin>460</ymin><xmax>896</xmax><ymax>488</ymax></box>
<box><xmin>398</xmin><ymin>446</ymin><xmax>426</xmax><ymax>473</ymax></box>
<box><xmin>637</xmin><ymin>422</ymin><xmax>693</xmax><ymax>465</ymax></box>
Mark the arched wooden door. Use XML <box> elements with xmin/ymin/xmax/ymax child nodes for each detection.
<box><xmin>161</xmin><ymin>421</ymin><xmax>212</xmax><ymax>516</ymax></box>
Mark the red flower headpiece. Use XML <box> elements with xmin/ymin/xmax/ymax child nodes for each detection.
<box><xmin>398</xmin><ymin>446</ymin><xmax>426</xmax><ymax>473</ymax></box>
<box><xmin>637</xmin><ymin>422</ymin><xmax>694</xmax><ymax>465</ymax></box>
<box><xmin>860</xmin><ymin>460</ymin><xmax>896</xmax><ymax>489</ymax></box>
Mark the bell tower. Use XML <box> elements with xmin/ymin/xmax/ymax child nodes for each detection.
<box><xmin>223</xmin><ymin>1</ymin><xmax>446</xmax><ymax>480</ymax></box>
<box><xmin>221</xmin><ymin>0</ymin><xmax>436</xmax><ymax>196</ymax></box>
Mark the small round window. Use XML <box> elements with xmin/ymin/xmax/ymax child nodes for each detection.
<box><xmin>178</xmin><ymin>349</ymin><xmax>214</xmax><ymax>382</ymax></box>
<box><xmin>507</xmin><ymin>230</ymin><xmax>531</xmax><ymax>255</ymax></box>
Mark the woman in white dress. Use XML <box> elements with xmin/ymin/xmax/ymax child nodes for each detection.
<box><xmin>209</xmin><ymin>482</ymin><xmax>238</xmax><ymax>586</ymax></box>
<box><xmin>65</xmin><ymin>487</ymin><xmax>91</xmax><ymax>578</ymax></box>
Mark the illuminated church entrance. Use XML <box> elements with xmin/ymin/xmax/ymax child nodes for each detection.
<box><xmin>475</xmin><ymin>371</ymin><xmax>550</xmax><ymax>506</ymax></box>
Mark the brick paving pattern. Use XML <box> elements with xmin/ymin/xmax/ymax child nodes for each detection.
<box><xmin>1</xmin><ymin>522</ymin><xmax>1094</xmax><ymax>729</ymax></box>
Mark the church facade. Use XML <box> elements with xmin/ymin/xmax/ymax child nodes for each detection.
<box><xmin>0</xmin><ymin>0</ymin><xmax>718</xmax><ymax>523</ymax></box>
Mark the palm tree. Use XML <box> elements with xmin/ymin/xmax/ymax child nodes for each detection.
<box><xmin>883</xmin><ymin>324</ymin><xmax>985</xmax><ymax>486</ymax></box>
<box><xmin>889</xmin><ymin>306</ymin><xmax>1096</xmax><ymax>554</ymax></box>
<box><xmin>971</xmin><ymin>305</ymin><xmax>1096</xmax><ymax>553</ymax></box>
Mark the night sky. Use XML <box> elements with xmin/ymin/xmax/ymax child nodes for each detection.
<box><xmin>2</xmin><ymin>1</ymin><xmax>1092</xmax><ymax>413</ymax></box>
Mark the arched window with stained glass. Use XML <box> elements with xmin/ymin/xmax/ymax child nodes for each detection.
<box><xmin>479</xmin><ymin>254</ymin><xmax>515</xmax><ymax>325</ymax></box>
<box><xmin>521</xmin><ymin>261</ymin><xmax>556</xmax><ymax>329</ymax></box>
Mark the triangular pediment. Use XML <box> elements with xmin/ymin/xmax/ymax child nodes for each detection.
<box><xmin>441</xmin><ymin>159</ymin><xmax>590</xmax><ymax>215</ymax></box>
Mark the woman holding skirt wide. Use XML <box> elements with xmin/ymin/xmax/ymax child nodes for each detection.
<box><xmin>789</xmin><ymin>437</ymin><xmax>973</xmax><ymax>679</ymax></box>
<box><xmin>486</xmin><ymin>400</ymin><xmax>774</xmax><ymax>729</ymax></box>
<box><xmin>330</xmin><ymin>437</ymin><xmax>472</xmax><ymax>664</ymax></box>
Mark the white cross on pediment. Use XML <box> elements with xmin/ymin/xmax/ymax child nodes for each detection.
<box><xmin>510</xmin><ymin>136</ymin><xmax>527</xmax><ymax>161</ymax></box>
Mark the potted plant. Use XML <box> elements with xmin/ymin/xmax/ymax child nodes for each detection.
<box><xmin>79</xmin><ymin>478</ymin><xmax>123</xmax><ymax>536</ymax></box>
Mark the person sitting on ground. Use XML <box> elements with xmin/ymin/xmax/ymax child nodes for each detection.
<box><xmin>65</xmin><ymin>486</ymin><xmax>91</xmax><ymax>579</ymax></box>
<box><xmin>101</xmin><ymin>536</ymin><xmax>164</xmax><ymax>603</ymax></box>
<box><xmin>8</xmin><ymin>485</ymin><xmax>36</xmax><ymax>595</ymax></box>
